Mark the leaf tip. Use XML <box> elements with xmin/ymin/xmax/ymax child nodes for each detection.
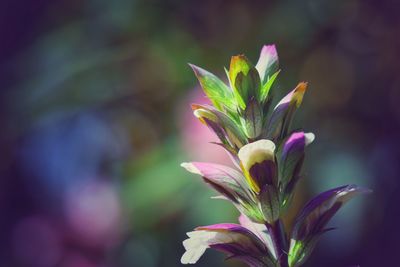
<box><xmin>181</xmin><ymin>162</ymin><xmax>202</xmax><ymax>175</ymax></box>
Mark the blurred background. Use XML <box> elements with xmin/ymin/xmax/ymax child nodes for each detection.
<box><xmin>0</xmin><ymin>0</ymin><xmax>399</xmax><ymax>266</ymax></box>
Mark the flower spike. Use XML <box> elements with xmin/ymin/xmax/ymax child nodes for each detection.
<box><xmin>182</xmin><ymin>44</ymin><xmax>370</xmax><ymax>267</ymax></box>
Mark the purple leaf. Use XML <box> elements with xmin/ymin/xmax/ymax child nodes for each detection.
<box><xmin>192</xmin><ymin>104</ymin><xmax>247</xmax><ymax>151</ymax></box>
<box><xmin>288</xmin><ymin>185</ymin><xmax>371</xmax><ymax>267</ymax></box>
<box><xmin>181</xmin><ymin>162</ymin><xmax>253</xmax><ymax>204</ymax></box>
<box><xmin>266</xmin><ymin>82</ymin><xmax>307</xmax><ymax>142</ymax></box>
<box><xmin>279</xmin><ymin>132</ymin><xmax>315</xmax><ymax>191</ymax></box>
<box><xmin>238</xmin><ymin>214</ymin><xmax>276</xmax><ymax>258</ymax></box>
<box><xmin>292</xmin><ymin>185</ymin><xmax>370</xmax><ymax>240</ymax></box>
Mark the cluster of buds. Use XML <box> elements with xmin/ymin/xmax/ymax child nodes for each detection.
<box><xmin>181</xmin><ymin>45</ymin><xmax>370</xmax><ymax>267</ymax></box>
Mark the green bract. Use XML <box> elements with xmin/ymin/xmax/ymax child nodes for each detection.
<box><xmin>190</xmin><ymin>64</ymin><xmax>237</xmax><ymax>112</ymax></box>
<box><xmin>189</xmin><ymin>45</ymin><xmax>288</xmax><ymax>147</ymax></box>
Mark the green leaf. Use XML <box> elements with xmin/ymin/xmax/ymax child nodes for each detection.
<box><xmin>288</xmin><ymin>230</ymin><xmax>333</xmax><ymax>267</ymax></box>
<box><xmin>234</xmin><ymin>68</ymin><xmax>261</xmax><ymax>103</ymax></box>
<box><xmin>229</xmin><ymin>55</ymin><xmax>252</xmax><ymax>82</ymax></box>
<box><xmin>189</xmin><ymin>64</ymin><xmax>236</xmax><ymax>111</ymax></box>
<box><xmin>259</xmin><ymin>185</ymin><xmax>280</xmax><ymax>223</ymax></box>
<box><xmin>229</xmin><ymin>55</ymin><xmax>255</xmax><ymax>109</ymax></box>
<box><xmin>260</xmin><ymin>70</ymin><xmax>280</xmax><ymax>102</ymax></box>
<box><xmin>242</xmin><ymin>98</ymin><xmax>263</xmax><ymax>139</ymax></box>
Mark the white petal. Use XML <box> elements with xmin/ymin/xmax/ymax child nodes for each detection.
<box><xmin>304</xmin><ymin>132</ymin><xmax>315</xmax><ymax>146</ymax></box>
<box><xmin>181</xmin><ymin>230</ymin><xmax>246</xmax><ymax>264</ymax></box>
<box><xmin>238</xmin><ymin>139</ymin><xmax>276</xmax><ymax>171</ymax></box>
<box><xmin>181</xmin><ymin>231</ymin><xmax>218</xmax><ymax>264</ymax></box>
<box><xmin>181</xmin><ymin>245</ymin><xmax>208</xmax><ymax>264</ymax></box>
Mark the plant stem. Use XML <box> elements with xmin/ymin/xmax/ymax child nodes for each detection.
<box><xmin>267</xmin><ymin>219</ymin><xmax>288</xmax><ymax>267</ymax></box>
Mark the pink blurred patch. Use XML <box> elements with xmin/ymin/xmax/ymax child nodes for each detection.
<box><xmin>178</xmin><ymin>87</ymin><xmax>231</xmax><ymax>164</ymax></box>
<box><xmin>12</xmin><ymin>216</ymin><xmax>62</xmax><ymax>267</ymax></box>
<box><xmin>60</xmin><ymin>252</ymin><xmax>110</xmax><ymax>267</ymax></box>
<box><xmin>64</xmin><ymin>180</ymin><xmax>122</xmax><ymax>248</ymax></box>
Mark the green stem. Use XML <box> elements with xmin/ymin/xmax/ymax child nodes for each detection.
<box><xmin>267</xmin><ymin>220</ymin><xmax>288</xmax><ymax>267</ymax></box>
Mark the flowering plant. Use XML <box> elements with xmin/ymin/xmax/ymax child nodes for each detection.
<box><xmin>181</xmin><ymin>45</ymin><xmax>370</xmax><ymax>267</ymax></box>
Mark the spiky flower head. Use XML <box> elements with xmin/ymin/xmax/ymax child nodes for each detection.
<box><xmin>181</xmin><ymin>45</ymin><xmax>370</xmax><ymax>267</ymax></box>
